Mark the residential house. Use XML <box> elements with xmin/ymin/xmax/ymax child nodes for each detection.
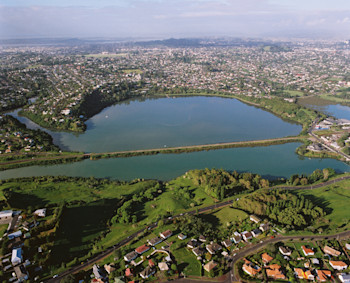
<box><xmin>259</xmin><ymin>223</ymin><xmax>270</xmax><ymax>233</ymax></box>
<box><xmin>104</xmin><ymin>264</ymin><xmax>116</xmax><ymax>275</ymax></box>
<box><xmin>324</xmin><ymin>245</ymin><xmax>341</xmax><ymax>257</ymax></box>
<box><xmin>294</xmin><ymin>268</ymin><xmax>314</xmax><ymax>280</ymax></box>
<box><xmin>329</xmin><ymin>260</ymin><xmax>348</xmax><ymax>270</ymax></box>
<box><xmin>252</xmin><ymin>229</ymin><xmax>262</xmax><ymax>238</ymax></box>
<box><xmin>160</xmin><ymin>229</ymin><xmax>172</xmax><ymax>239</ymax></box>
<box><xmin>279</xmin><ymin>246</ymin><xmax>292</xmax><ymax>256</ymax></box>
<box><xmin>8</xmin><ymin>231</ymin><xmax>22</xmax><ymax>240</ymax></box>
<box><xmin>250</xmin><ymin>215</ymin><xmax>261</xmax><ymax>224</ymax></box>
<box><xmin>124</xmin><ymin>251</ymin><xmax>137</xmax><ymax>262</ymax></box>
<box><xmin>125</xmin><ymin>268</ymin><xmax>133</xmax><ymax>277</ymax></box>
<box><xmin>11</xmin><ymin>248</ymin><xmax>22</xmax><ymax>265</ymax></box>
<box><xmin>339</xmin><ymin>273</ymin><xmax>350</xmax><ymax>283</ymax></box>
<box><xmin>148</xmin><ymin>237</ymin><xmax>162</xmax><ymax>246</ymax></box>
<box><xmin>187</xmin><ymin>240</ymin><xmax>198</xmax><ymax>249</ymax></box>
<box><xmin>262</xmin><ymin>253</ymin><xmax>273</xmax><ymax>264</ymax></box>
<box><xmin>33</xmin><ymin>208</ymin><xmax>46</xmax><ymax>217</ymax></box>
<box><xmin>231</xmin><ymin>234</ymin><xmax>242</xmax><ymax>244</ymax></box>
<box><xmin>316</xmin><ymin>270</ymin><xmax>332</xmax><ymax>282</ymax></box>
<box><xmin>301</xmin><ymin>245</ymin><xmax>314</xmax><ymax>256</ymax></box>
<box><xmin>192</xmin><ymin>247</ymin><xmax>205</xmax><ymax>257</ymax></box>
<box><xmin>178</xmin><ymin>233</ymin><xmax>187</xmax><ymax>240</ymax></box>
<box><xmin>199</xmin><ymin>235</ymin><xmax>207</xmax><ymax>242</ymax></box>
<box><xmin>158</xmin><ymin>262</ymin><xmax>169</xmax><ymax>271</ymax></box>
<box><xmin>242</xmin><ymin>231</ymin><xmax>253</xmax><ymax>242</ymax></box>
<box><xmin>135</xmin><ymin>244</ymin><xmax>150</xmax><ymax>255</ymax></box>
<box><xmin>93</xmin><ymin>265</ymin><xmax>106</xmax><ymax>281</ymax></box>
<box><xmin>0</xmin><ymin>210</ymin><xmax>13</xmax><ymax>221</ymax></box>
<box><xmin>243</xmin><ymin>260</ymin><xmax>261</xmax><ymax>277</ymax></box>
<box><xmin>206</xmin><ymin>243</ymin><xmax>222</xmax><ymax>255</ymax></box>
<box><xmin>140</xmin><ymin>266</ymin><xmax>155</xmax><ymax>279</ymax></box>
<box><xmin>204</xmin><ymin>261</ymin><xmax>218</xmax><ymax>273</ymax></box>
<box><xmin>222</xmin><ymin>239</ymin><xmax>232</xmax><ymax>248</ymax></box>
<box><xmin>265</xmin><ymin>264</ymin><xmax>286</xmax><ymax>280</ymax></box>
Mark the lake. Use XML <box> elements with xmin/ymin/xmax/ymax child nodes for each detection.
<box><xmin>4</xmin><ymin>96</ymin><xmax>349</xmax><ymax>181</ymax></box>
<box><xmin>298</xmin><ymin>96</ymin><xmax>350</xmax><ymax>120</ymax></box>
<box><xmin>0</xmin><ymin>143</ymin><xmax>348</xmax><ymax>181</ymax></box>
<box><xmin>9</xmin><ymin>96</ymin><xmax>302</xmax><ymax>153</ymax></box>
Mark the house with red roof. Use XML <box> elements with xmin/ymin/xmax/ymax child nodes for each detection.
<box><xmin>329</xmin><ymin>260</ymin><xmax>348</xmax><ymax>270</ymax></box>
<box><xmin>160</xmin><ymin>230</ymin><xmax>172</xmax><ymax>239</ymax></box>
<box><xmin>135</xmin><ymin>244</ymin><xmax>150</xmax><ymax>255</ymax></box>
<box><xmin>316</xmin><ymin>270</ymin><xmax>332</xmax><ymax>282</ymax></box>
<box><xmin>301</xmin><ymin>245</ymin><xmax>314</xmax><ymax>256</ymax></box>
<box><xmin>261</xmin><ymin>253</ymin><xmax>273</xmax><ymax>264</ymax></box>
<box><xmin>265</xmin><ymin>264</ymin><xmax>286</xmax><ymax>280</ymax></box>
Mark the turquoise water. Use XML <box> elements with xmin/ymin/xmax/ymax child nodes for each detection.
<box><xmin>10</xmin><ymin>96</ymin><xmax>302</xmax><ymax>153</ymax></box>
<box><xmin>0</xmin><ymin>143</ymin><xmax>348</xmax><ymax>181</ymax></box>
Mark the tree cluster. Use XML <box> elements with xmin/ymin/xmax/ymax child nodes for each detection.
<box><xmin>186</xmin><ymin>168</ymin><xmax>269</xmax><ymax>200</ymax></box>
<box><xmin>234</xmin><ymin>189</ymin><xmax>325</xmax><ymax>229</ymax></box>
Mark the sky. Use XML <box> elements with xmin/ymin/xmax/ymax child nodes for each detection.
<box><xmin>0</xmin><ymin>0</ymin><xmax>350</xmax><ymax>39</ymax></box>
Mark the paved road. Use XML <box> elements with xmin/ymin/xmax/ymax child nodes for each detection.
<box><xmin>228</xmin><ymin>230</ymin><xmax>350</xmax><ymax>282</ymax></box>
<box><xmin>273</xmin><ymin>174</ymin><xmax>350</xmax><ymax>190</ymax></box>
<box><xmin>45</xmin><ymin>200</ymin><xmax>234</xmax><ymax>282</ymax></box>
<box><xmin>46</xmin><ymin>173</ymin><xmax>350</xmax><ymax>282</ymax></box>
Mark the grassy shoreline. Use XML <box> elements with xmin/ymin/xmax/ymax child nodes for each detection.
<box><xmin>0</xmin><ymin>137</ymin><xmax>306</xmax><ymax>171</ymax></box>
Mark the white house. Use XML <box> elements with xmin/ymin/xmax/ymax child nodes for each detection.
<box><xmin>0</xmin><ymin>210</ymin><xmax>13</xmax><ymax>221</ymax></box>
<box><xmin>339</xmin><ymin>273</ymin><xmax>350</xmax><ymax>283</ymax></box>
<box><xmin>34</xmin><ymin>208</ymin><xmax>46</xmax><ymax>218</ymax></box>
<box><xmin>11</xmin><ymin>248</ymin><xmax>22</xmax><ymax>265</ymax></box>
<box><xmin>329</xmin><ymin>261</ymin><xmax>348</xmax><ymax>270</ymax></box>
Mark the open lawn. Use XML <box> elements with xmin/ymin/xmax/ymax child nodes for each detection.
<box><xmin>171</xmin><ymin>241</ymin><xmax>201</xmax><ymax>276</ymax></box>
<box><xmin>284</xmin><ymin>90</ymin><xmax>304</xmax><ymax>97</ymax></box>
<box><xmin>0</xmin><ymin>178</ymin><xmax>157</xmax><ymax>208</ymax></box>
<box><xmin>0</xmin><ymin>223</ymin><xmax>7</xmax><ymax>237</ymax></box>
<box><xmin>320</xmin><ymin>94</ymin><xmax>350</xmax><ymax>104</ymax></box>
<box><xmin>295</xmin><ymin>180</ymin><xmax>350</xmax><ymax>231</ymax></box>
<box><xmin>200</xmin><ymin>207</ymin><xmax>248</xmax><ymax>229</ymax></box>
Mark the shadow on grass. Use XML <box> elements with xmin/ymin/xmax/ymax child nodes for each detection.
<box><xmin>178</xmin><ymin>262</ymin><xmax>189</xmax><ymax>274</ymax></box>
<box><xmin>198</xmin><ymin>213</ymin><xmax>220</xmax><ymax>229</ymax></box>
<box><xmin>7</xmin><ymin>191</ymin><xmax>48</xmax><ymax>209</ymax></box>
<box><xmin>300</xmin><ymin>193</ymin><xmax>333</xmax><ymax>215</ymax></box>
<box><xmin>50</xmin><ymin>198</ymin><xmax>117</xmax><ymax>265</ymax></box>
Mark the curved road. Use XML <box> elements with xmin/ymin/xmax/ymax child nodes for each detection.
<box><xmin>46</xmin><ymin>175</ymin><xmax>350</xmax><ymax>282</ymax></box>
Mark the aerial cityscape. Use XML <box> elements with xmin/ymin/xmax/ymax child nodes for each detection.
<box><xmin>1</xmin><ymin>1</ymin><xmax>350</xmax><ymax>283</ymax></box>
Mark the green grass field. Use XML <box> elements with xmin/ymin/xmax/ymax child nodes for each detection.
<box><xmin>320</xmin><ymin>93</ymin><xmax>350</xmax><ymax>104</ymax></box>
<box><xmin>284</xmin><ymin>90</ymin><xmax>304</xmax><ymax>97</ymax></box>
<box><xmin>0</xmin><ymin>224</ymin><xmax>7</xmax><ymax>237</ymax></box>
<box><xmin>295</xmin><ymin>180</ymin><xmax>350</xmax><ymax>231</ymax></box>
<box><xmin>200</xmin><ymin>207</ymin><xmax>248</xmax><ymax>229</ymax></box>
<box><xmin>171</xmin><ymin>241</ymin><xmax>201</xmax><ymax>276</ymax></box>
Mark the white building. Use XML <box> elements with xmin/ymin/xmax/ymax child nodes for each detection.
<box><xmin>11</xmin><ymin>248</ymin><xmax>22</xmax><ymax>265</ymax></box>
<box><xmin>33</xmin><ymin>208</ymin><xmax>46</xmax><ymax>217</ymax></box>
<box><xmin>0</xmin><ymin>210</ymin><xmax>13</xmax><ymax>220</ymax></box>
<box><xmin>339</xmin><ymin>273</ymin><xmax>350</xmax><ymax>283</ymax></box>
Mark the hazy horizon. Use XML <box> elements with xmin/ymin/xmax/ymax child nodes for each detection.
<box><xmin>1</xmin><ymin>0</ymin><xmax>350</xmax><ymax>40</ymax></box>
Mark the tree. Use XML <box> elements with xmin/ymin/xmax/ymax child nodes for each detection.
<box><xmin>60</xmin><ymin>274</ymin><xmax>75</xmax><ymax>283</ymax></box>
<box><xmin>171</xmin><ymin>264</ymin><xmax>177</xmax><ymax>272</ymax></box>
